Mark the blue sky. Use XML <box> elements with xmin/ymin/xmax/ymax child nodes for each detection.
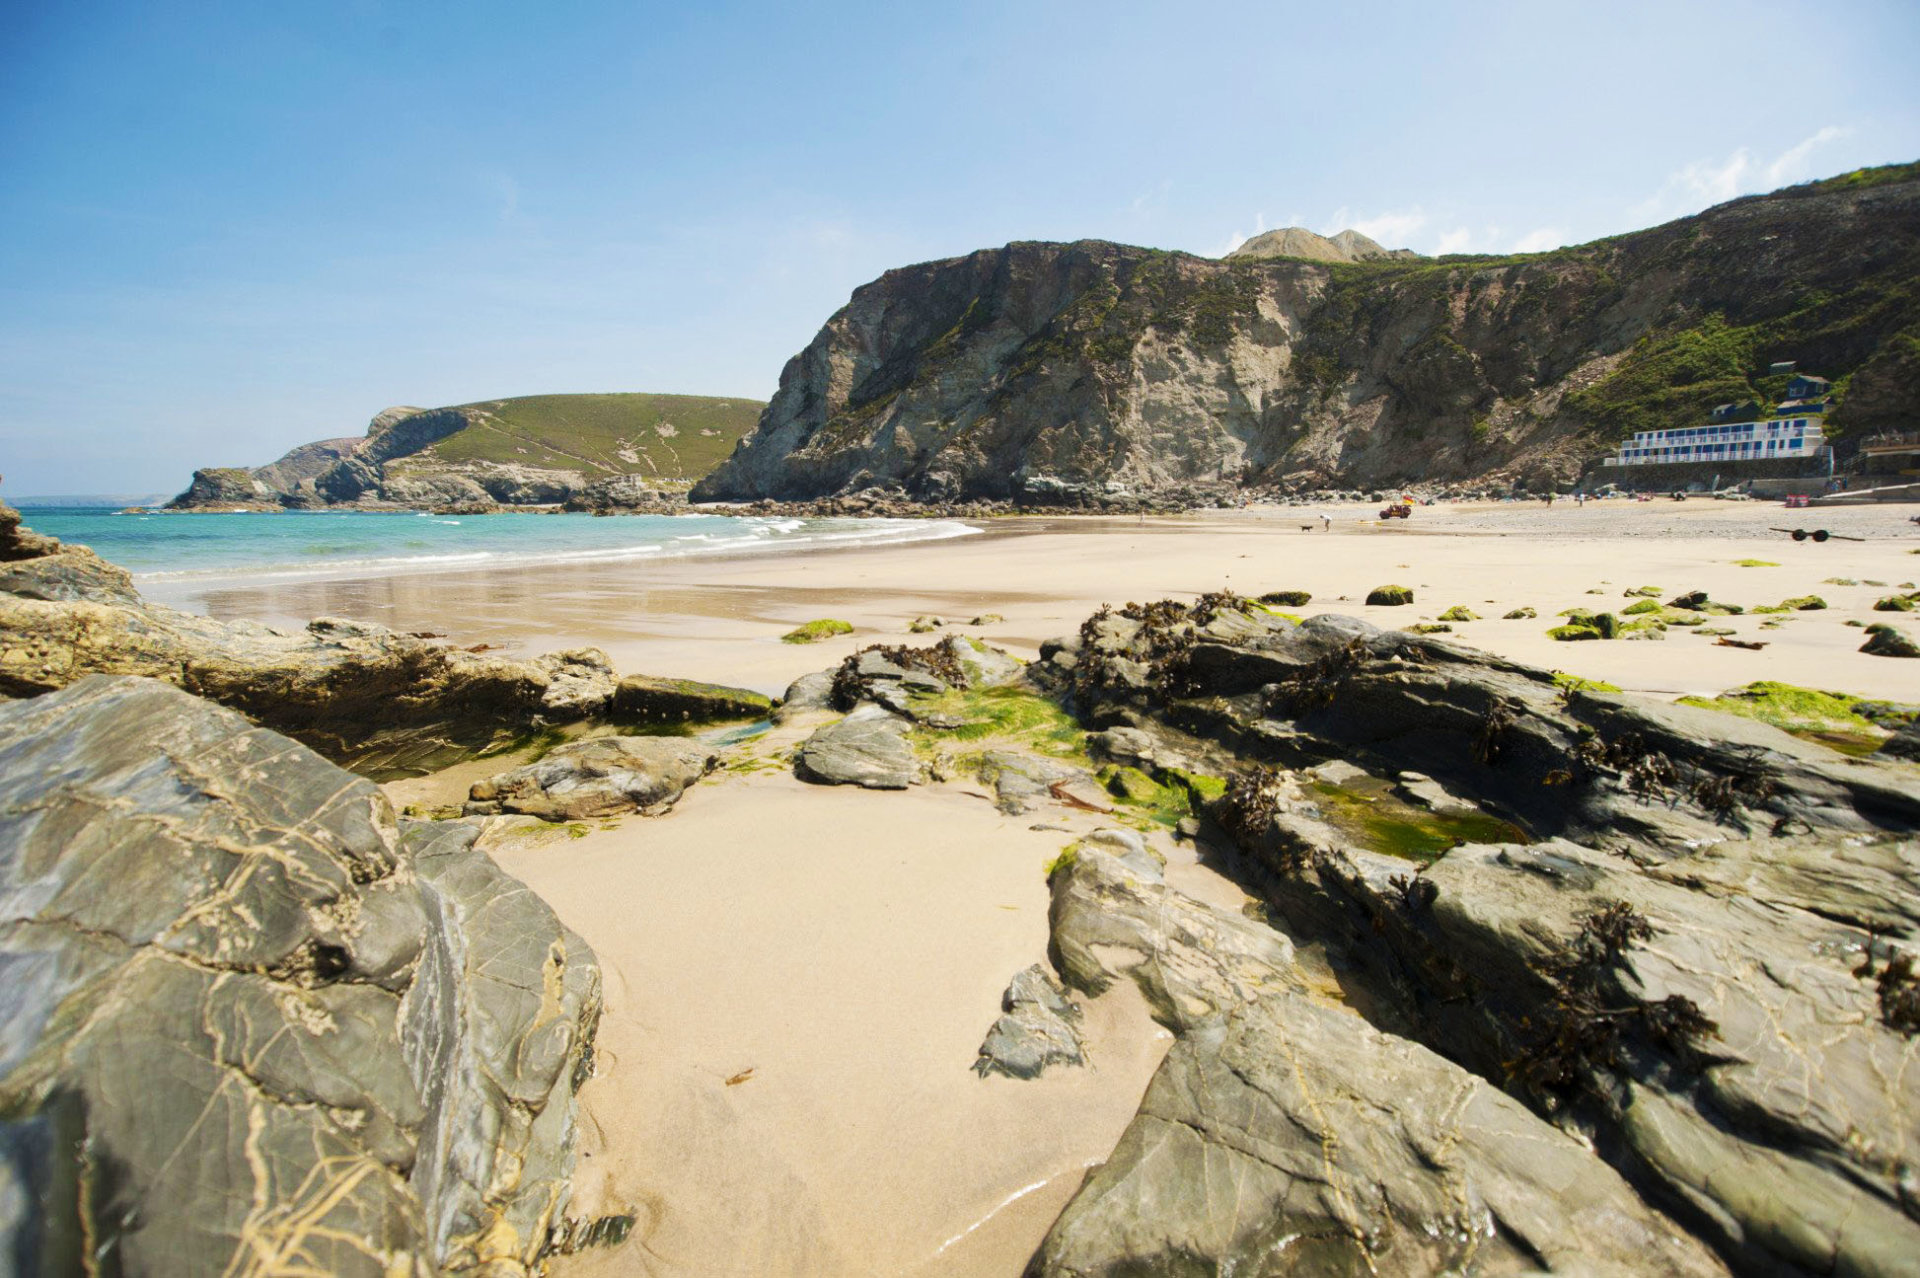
<box><xmin>3</xmin><ymin>0</ymin><xmax>1917</xmax><ymax>497</ymax></box>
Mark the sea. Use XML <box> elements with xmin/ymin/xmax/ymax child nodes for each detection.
<box><xmin>17</xmin><ymin>506</ymin><xmax>979</xmax><ymax>588</ymax></box>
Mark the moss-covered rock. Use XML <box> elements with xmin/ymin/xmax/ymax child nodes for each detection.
<box><xmin>1622</xmin><ymin>599</ymin><xmax>1662</xmax><ymax>616</ymax></box>
<box><xmin>1104</xmin><ymin>765</ymin><xmax>1163</xmax><ymax>804</ymax></box>
<box><xmin>1548</xmin><ymin>624</ymin><xmax>1601</xmax><ymax>641</ymax></box>
<box><xmin>614</xmin><ymin>675</ymin><xmax>773</xmax><ymax>724</ymax></box>
<box><xmin>1503</xmin><ymin>606</ymin><xmax>1537</xmax><ymax>619</ymax></box>
<box><xmin>1873</xmin><ymin>594</ymin><xmax>1917</xmax><ymax>612</ymax></box>
<box><xmin>1438</xmin><ymin>606</ymin><xmax>1478</xmax><ymax>621</ymax></box>
<box><xmin>1409</xmin><ymin>622</ymin><xmax>1453</xmax><ymax>634</ymax></box>
<box><xmin>1862</xmin><ymin>624</ymin><xmax>1920</xmax><ymax>658</ymax></box>
<box><xmin>1366</xmin><ymin>584</ymin><xmax>1414</xmax><ymax>606</ymax></box>
<box><xmin>1259</xmin><ymin>590</ymin><xmax>1312</xmax><ymax>607</ymax></box>
<box><xmin>781</xmin><ymin>618</ymin><xmax>854</xmax><ymax>644</ymax></box>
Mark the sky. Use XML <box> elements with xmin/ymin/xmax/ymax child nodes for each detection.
<box><xmin>3</xmin><ymin>0</ymin><xmax>1917</xmax><ymax>497</ymax></box>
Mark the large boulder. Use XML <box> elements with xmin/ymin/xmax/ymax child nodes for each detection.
<box><xmin>465</xmin><ymin>734</ymin><xmax>718</xmax><ymax>820</ymax></box>
<box><xmin>794</xmin><ymin>708</ymin><xmax>918</xmax><ymax>789</ymax></box>
<box><xmin>0</xmin><ymin>676</ymin><xmax>601</xmax><ymax>1276</ymax></box>
<box><xmin>1035</xmin><ymin>990</ymin><xmax>1729</xmax><ymax>1277</ymax></box>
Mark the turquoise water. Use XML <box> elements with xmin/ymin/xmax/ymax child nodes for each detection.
<box><xmin>19</xmin><ymin>507</ymin><xmax>977</xmax><ymax>584</ymax></box>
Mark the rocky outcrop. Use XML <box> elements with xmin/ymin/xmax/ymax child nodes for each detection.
<box><xmin>0</xmin><ymin>676</ymin><xmax>601</xmax><ymax>1277</ymax></box>
<box><xmin>0</xmin><ymin>593</ymin><xmax>619</xmax><ymax>778</ymax></box>
<box><xmin>170</xmin><ymin>464</ymin><xmax>285</xmax><ymax>509</ymax></box>
<box><xmin>168</xmin><ymin>394</ymin><xmax>764</xmax><ymax>509</ymax></box>
<box><xmin>1025</xmin><ymin>598</ymin><xmax>1920</xmax><ymax>1275</ymax></box>
<box><xmin>0</xmin><ymin>502</ymin><xmax>629</xmax><ymax>778</ymax></box>
<box><xmin>0</xmin><ymin>497</ymin><xmax>139</xmax><ymax>604</ymax></box>
<box><xmin>465</xmin><ymin>735</ymin><xmax>719</xmax><ymax>820</ymax></box>
<box><xmin>696</xmin><ymin>166</ymin><xmax>1920</xmax><ymax>500</ymax></box>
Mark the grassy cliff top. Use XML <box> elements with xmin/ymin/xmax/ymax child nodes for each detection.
<box><xmin>417</xmin><ymin>393</ymin><xmax>764</xmax><ymax>479</ymax></box>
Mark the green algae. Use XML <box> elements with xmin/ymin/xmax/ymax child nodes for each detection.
<box><xmin>1678</xmin><ymin>681</ymin><xmax>1889</xmax><ymax>756</ymax></box>
<box><xmin>781</xmin><ymin>618</ymin><xmax>854</xmax><ymax>644</ymax></box>
<box><xmin>1308</xmin><ymin>778</ymin><xmax>1528</xmax><ymax>863</ymax></box>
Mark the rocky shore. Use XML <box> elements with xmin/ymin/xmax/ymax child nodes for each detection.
<box><xmin>4</xmin><ymin>502</ymin><xmax>1918</xmax><ymax>1275</ymax></box>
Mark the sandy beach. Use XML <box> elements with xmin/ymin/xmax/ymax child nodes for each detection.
<box><xmin>162</xmin><ymin>501</ymin><xmax>1920</xmax><ymax>702</ymax></box>
<box><xmin>145</xmin><ymin>499</ymin><xmax>1919</xmax><ymax>1275</ymax></box>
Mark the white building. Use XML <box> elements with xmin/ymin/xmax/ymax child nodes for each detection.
<box><xmin>1601</xmin><ymin>415</ymin><xmax>1827</xmax><ymax>467</ymax></box>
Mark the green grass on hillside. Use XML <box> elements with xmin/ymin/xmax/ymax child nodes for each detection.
<box><xmin>417</xmin><ymin>393</ymin><xmax>763</xmax><ymax>480</ymax></box>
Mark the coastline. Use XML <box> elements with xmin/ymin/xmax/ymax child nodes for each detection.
<box><xmin>159</xmin><ymin>501</ymin><xmax>1920</xmax><ymax>700</ymax></box>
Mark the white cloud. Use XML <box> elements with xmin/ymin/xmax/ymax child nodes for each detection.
<box><xmin>1766</xmin><ymin>125</ymin><xmax>1849</xmax><ymax>186</ymax></box>
<box><xmin>1513</xmin><ymin>227</ymin><xmax>1566</xmax><ymax>253</ymax></box>
<box><xmin>1633</xmin><ymin>127</ymin><xmax>1851</xmax><ymax>223</ymax></box>
<box><xmin>1434</xmin><ymin>227</ymin><xmax>1477</xmax><ymax>255</ymax></box>
<box><xmin>1344</xmin><ymin>207</ymin><xmax>1427</xmax><ymax>246</ymax></box>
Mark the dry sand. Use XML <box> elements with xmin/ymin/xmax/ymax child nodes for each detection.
<box><xmin>477</xmin><ymin>745</ymin><xmax>1237</xmax><ymax>1277</ymax></box>
<box><xmin>256</xmin><ymin>498</ymin><xmax>1917</xmax><ymax>1274</ymax></box>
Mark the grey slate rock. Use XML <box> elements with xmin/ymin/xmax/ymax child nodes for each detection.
<box><xmin>939</xmin><ymin>633</ymin><xmax>1024</xmax><ymax>687</ymax></box>
<box><xmin>465</xmin><ymin>734</ymin><xmax>718</xmax><ymax>820</ymax></box>
<box><xmin>1048</xmin><ymin>831</ymin><xmax>1296</xmax><ymax>1031</ymax></box>
<box><xmin>774</xmin><ymin>670</ymin><xmax>837</xmax><ymax>722</ymax></box>
<box><xmin>794</xmin><ymin>709</ymin><xmax>918</xmax><ymax>789</ymax></box>
<box><xmin>1034</xmin><ymin>990</ymin><xmax>1730</xmax><ymax>1277</ymax></box>
<box><xmin>975</xmin><ymin>750</ymin><xmax>1092</xmax><ymax>815</ymax></box>
<box><xmin>973</xmin><ymin>964</ymin><xmax>1086</xmax><ymax>1079</ymax></box>
<box><xmin>0</xmin><ymin>676</ymin><xmax>600</xmax><ymax>1277</ymax></box>
<box><xmin>1877</xmin><ymin>722</ymin><xmax>1920</xmax><ymax>762</ymax></box>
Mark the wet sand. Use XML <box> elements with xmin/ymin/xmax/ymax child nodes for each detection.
<box><xmin>166</xmin><ymin>501</ymin><xmax>1920</xmax><ymax>701</ymax></box>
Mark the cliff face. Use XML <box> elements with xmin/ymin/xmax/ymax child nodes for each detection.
<box><xmin>695</xmin><ymin>164</ymin><xmax>1920</xmax><ymax>502</ymax></box>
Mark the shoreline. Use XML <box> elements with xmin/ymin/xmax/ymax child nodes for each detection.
<box><xmin>162</xmin><ymin>502</ymin><xmax>1920</xmax><ymax>701</ymax></box>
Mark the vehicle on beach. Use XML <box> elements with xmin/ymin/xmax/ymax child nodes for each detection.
<box><xmin>1379</xmin><ymin>502</ymin><xmax>1413</xmax><ymax>520</ymax></box>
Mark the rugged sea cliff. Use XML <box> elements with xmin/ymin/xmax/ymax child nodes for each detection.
<box><xmin>696</xmin><ymin>164</ymin><xmax>1920</xmax><ymax>503</ymax></box>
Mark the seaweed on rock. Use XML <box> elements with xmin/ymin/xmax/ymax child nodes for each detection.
<box><xmin>1513</xmin><ymin>900</ymin><xmax>1720</xmax><ymax>1107</ymax></box>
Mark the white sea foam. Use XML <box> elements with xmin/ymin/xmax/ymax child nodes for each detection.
<box><xmin>131</xmin><ymin>516</ymin><xmax>978</xmax><ymax>587</ymax></box>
